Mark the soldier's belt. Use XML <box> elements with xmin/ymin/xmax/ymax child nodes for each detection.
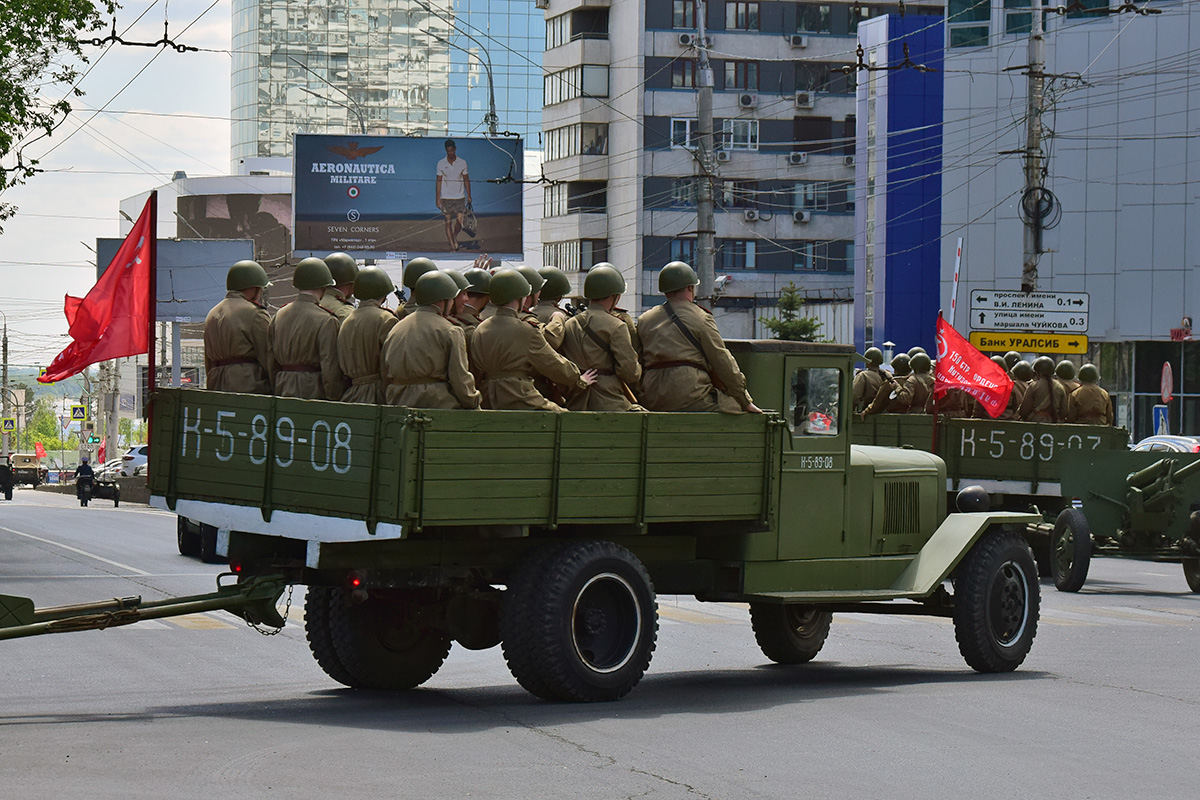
<box><xmin>483</xmin><ymin>371</ymin><xmax>530</xmax><ymax>381</ymax></box>
<box><xmin>277</xmin><ymin>364</ymin><xmax>321</xmax><ymax>373</ymax></box>
<box><xmin>389</xmin><ymin>377</ymin><xmax>446</xmax><ymax>387</ymax></box>
<box><xmin>351</xmin><ymin>375</ymin><xmax>382</xmax><ymax>386</ymax></box>
<box><xmin>644</xmin><ymin>360</ymin><xmax>707</xmax><ymax>372</ymax></box>
<box><xmin>593</xmin><ymin>369</ymin><xmax>617</xmax><ymax>377</ymax></box>
<box><xmin>211</xmin><ymin>357</ymin><xmax>260</xmax><ymax>368</ymax></box>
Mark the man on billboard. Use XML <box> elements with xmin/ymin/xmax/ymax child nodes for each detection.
<box><xmin>435</xmin><ymin>140</ymin><xmax>473</xmax><ymax>252</ymax></box>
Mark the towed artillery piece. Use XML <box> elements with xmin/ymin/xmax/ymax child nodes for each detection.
<box><xmin>1051</xmin><ymin>450</ymin><xmax>1200</xmax><ymax>592</ymax></box>
<box><xmin>2</xmin><ymin>342</ymin><xmax>1043</xmax><ymax>702</ymax></box>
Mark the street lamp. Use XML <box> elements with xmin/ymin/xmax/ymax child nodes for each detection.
<box><xmin>416</xmin><ymin>1</ymin><xmax>499</xmax><ymax>135</ymax></box>
<box><xmin>289</xmin><ymin>56</ymin><xmax>368</xmax><ymax>136</ymax></box>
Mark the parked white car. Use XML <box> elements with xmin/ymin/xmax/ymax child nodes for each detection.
<box><xmin>120</xmin><ymin>445</ymin><xmax>149</xmax><ymax>476</ymax></box>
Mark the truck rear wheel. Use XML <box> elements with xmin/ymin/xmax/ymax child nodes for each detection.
<box><xmin>749</xmin><ymin>604</ymin><xmax>832</xmax><ymax>664</ymax></box>
<box><xmin>327</xmin><ymin>589</ymin><xmax>451</xmax><ymax>690</ymax></box>
<box><xmin>1051</xmin><ymin>508</ymin><xmax>1092</xmax><ymax>592</ymax></box>
<box><xmin>500</xmin><ymin>541</ymin><xmax>657</xmax><ymax>702</ymax></box>
<box><xmin>953</xmin><ymin>529</ymin><xmax>1039</xmax><ymax>673</ymax></box>
<box><xmin>176</xmin><ymin>517</ymin><xmax>201</xmax><ymax>557</ymax></box>
<box><xmin>198</xmin><ymin>524</ymin><xmax>224</xmax><ymax>564</ymax></box>
<box><xmin>303</xmin><ymin>587</ymin><xmax>359</xmax><ymax>687</ymax></box>
<box><xmin>1183</xmin><ymin>559</ymin><xmax>1200</xmax><ymax>593</ymax></box>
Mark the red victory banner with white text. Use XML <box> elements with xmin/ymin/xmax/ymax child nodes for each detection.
<box><xmin>39</xmin><ymin>197</ymin><xmax>155</xmax><ymax>384</ymax></box>
<box><xmin>934</xmin><ymin>314</ymin><xmax>1013</xmax><ymax>418</ymax></box>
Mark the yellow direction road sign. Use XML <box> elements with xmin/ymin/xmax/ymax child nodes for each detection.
<box><xmin>970</xmin><ymin>331</ymin><xmax>1088</xmax><ymax>355</ymax></box>
<box><xmin>70</xmin><ymin>404</ymin><xmax>88</xmax><ymax>421</ymax></box>
<box><xmin>1</xmin><ymin>418</ymin><xmax>14</xmax><ymax>433</ymax></box>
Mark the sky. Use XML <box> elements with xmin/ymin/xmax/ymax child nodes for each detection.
<box><xmin>2</xmin><ymin>1</ymin><xmax>234</xmax><ymax>367</ymax></box>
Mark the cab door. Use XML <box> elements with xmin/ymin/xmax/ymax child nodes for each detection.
<box><xmin>777</xmin><ymin>357</ymin><xmax>850</xmax><ymax>560</ymax></box>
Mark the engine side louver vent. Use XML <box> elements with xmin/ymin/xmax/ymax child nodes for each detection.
<box><xmin>882</xmin><ymin>481</ymin><xmax>921</xmax><ymax>536</ymax></box>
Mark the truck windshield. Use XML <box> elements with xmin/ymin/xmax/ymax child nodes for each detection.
<box><xmin>790</xmin><ymin>367</ymin><xmax>841</xmax><ymax>435</ymax></box>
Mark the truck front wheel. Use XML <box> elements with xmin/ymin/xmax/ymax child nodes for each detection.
<box><xmin>501</xmin><ymin>541</ymin><xmax>657</xmax><ymax>702</ymax></box>
<box><xmin>326</xmin><ymin>589</ymin><xmax>451</xmax><ymax>690</ymax></box>
<box><xmin>749</xmin><ymin>604</ymin><xmax>832</xmax><ymax>664</ymax></box>
<box><xmin>1051</xmin><ymin>508</ymin><xmax>1092</xmax><ymax>592</ymax></box>
<box><xmin>953</xmin><ymin>529</ymin><xmax>1040</xmax><ymax>673</ymax></box>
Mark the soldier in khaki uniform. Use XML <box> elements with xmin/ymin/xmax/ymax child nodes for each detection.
<box><xmin>1067</xmin><ymin>364</ymin><xmax>1113</xmax><ymax>425</ymax></box>
<box><xmin>1018</xmin><ymin>356</ymin><xmax>1066</xmax><ymax>422</ymax></box>
<box><xmin>337</xmin><ymin>266</ymin><xmax>399</xmax><ymax>404</ymax></box>
<box><xmin>454</xmin><ymin>267</ymin><xmax>490</xmax><ymax>350</ymax></box>
<box><xmin>269</xmin><ymin>257</ymin><xmax>344</xmax><ymax>399</ymax></box>
<box><xmin>395</xmin><ymin>257</ymin><xmax>438</xmax><ymax>320</ymax></box>
<box><xmin>381</xmin><ymin>271</ymin><xmax>480</xmax><ymax>409</ymax></box>
<box><xmin>1055</xmin><ymin>360</ymin><xmax>1081</xmax><ymax>399</ymax></box>
<box><xmin>204</xmin><ymin>260</ymin><xmax>273</xmax><ymax>394</ymax></box>
<box><xmin>591</xmin><ymin>261</ymin><xmax>640</xmax><ymax>355</ymax></box>
<box><xmin>319</xmin><ymin>252</ymin><xmax>359</xmax><ymax>323</ymax></box>
<box><xmin>894</xmin><ymin>352</ymin><xmax>934</xmax><ymax>413</ymax></box>
<box><xmin>863</xmin><ymin>353</ymin><xmax>910</xmax><ymax>416</ymax></box>
<box><xmin>636</xmin><ymin>261</ymin><xmax>761</xmax><ymax>414</ymax></box>
<box><xmin>470</xmin><ymin>269</ymin><xmax>597</xmax><ymax>411</ymax></box>
<box><xmin>535</xmin><ymin>266</ymin><xmax>572</xmax><ymax>325</ymax></box>
<box><xmin>514</xmin><ymin>265</ymin><xmax>545</xmax><ymax>320</ymax></box>
<box><xmin>1009</xmin><ymin>360</ymin><xmax>1033</xmax><ymax>413</ymax></box>
<box><xmin>558</xmin><ymin>265</ymin><xmax>642</xmax><ymax>411</ymax></box>
<box><xmin>852</xmin><ymin>347</ymin><xmax>886</xmax><ymax>414</ymax></box>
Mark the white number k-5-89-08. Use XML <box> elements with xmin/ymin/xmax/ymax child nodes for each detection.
<box><xmin>958</xmin><ymin>427</ymin><xmax>1102</xmax><ymax>461</ymax></box>
<box><xmin>181</xmin><ymin>407</ymin><xmax>353</xmax><ymax>474</ymax></box>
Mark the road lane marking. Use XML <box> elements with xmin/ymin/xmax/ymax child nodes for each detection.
<box><xmin>0</xmin><ymin>524</ymin><xmax>150</xmax><ymax>576</ymax></box>
<box><xmin>171</xmin><ymin>613</ymin><xmax>239</xmax><ymax>630</ymax></box>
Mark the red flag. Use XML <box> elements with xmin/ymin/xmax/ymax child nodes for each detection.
<box><xmin>39</xmin><ymin>197</ymin><xmax>155</xmax><ymax>384</ymax></box>
<box><xmin>934</xmin><ymin>314</ymin><xmax>1013</xmax><ymax>418</ymax></box>
<box><xmin>34</xmin><ymin>442</ymin><xmax>47</xmax><ymax>460</ymax></box>
<box><xmin>98</xmin><ymin>443</ymin><xmax>106</xmax><ymax>463</ymax></box>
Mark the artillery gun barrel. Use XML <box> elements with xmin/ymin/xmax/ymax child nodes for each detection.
<box><xmin>1170</xmin><ymin>456</ymin><xmax>1200</xmax><ymax>484</ymax></box>
<box><xmin>1127</xmin><ymin>459</ymin><xmax>1174</xmax><ymax>490</ymax></box>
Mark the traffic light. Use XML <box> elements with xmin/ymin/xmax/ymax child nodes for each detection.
<box><xmin>87</xmin><ymin>435</ymin><xmax>101</xmax><ymax>444</ymax></box>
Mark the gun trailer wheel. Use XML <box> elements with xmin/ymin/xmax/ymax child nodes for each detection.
<box><xmin>1051</xmin><ymin>508</ymin><xmax>1092</xmax><ymax>593</ymax></box>
<box><xmin>749</xmin><ymin>603</ymin><xmax>831</xmax><ymax>664</ymax></box>
<box><xmin>953</xmin><ymin>529</ymin><xmax>1040</xmax><ymax>673</ymax></box>
<box><xmin>501</xmin><ymin>541</ymin><xmax>658</xmax><ymax>702</ymax></box>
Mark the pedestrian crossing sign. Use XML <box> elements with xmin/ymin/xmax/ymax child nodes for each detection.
<box><xmin>70</xmin><ymin>404</ymin><xmax>88</xmax><ymax>421</ymax></box>
<box><xmin>1</xmin><ymin>418</ymin><xmax>14</xmax><ymax>433</ymax></box>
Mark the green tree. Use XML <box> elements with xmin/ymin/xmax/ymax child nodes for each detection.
<box><xmin>760</xmin><ymin>282</ymin><xmax>825</xmax><ymax>342</ymax></box>
<box><xmin>1</xmin><ymin>1</ymin><xmax>115</xmax><ymax>230</ymax></box>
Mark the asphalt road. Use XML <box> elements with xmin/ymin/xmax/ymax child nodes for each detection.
<box><xmin>1</xmin><ymin>488</ymin><xmax>1196</xmax><ymax>799</ymax></box>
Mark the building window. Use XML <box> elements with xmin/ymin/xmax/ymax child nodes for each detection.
<box><xmin>545</xmin><ymin>183</ymin><xmax>567</xmax><ymax>217</ymax></box>
<box><xmin>794</xmin><ymin>241</ymin><xmax>820</xmax><ymax>271</ymax></box>
<box><xmin>672</xmin><ymin>59</ymin><xmax>698</xmax><ymax>88</ymax></box>
<box><xmin>671</xmin><ymin>178</ymin><xmax>699</xmax><ymax>206</ymax></box>
<box><xmin>725</xmin><ymin>60</ymin><xmax>759</xmax><ymax>91</ymax></box>
<box><xmin>1003</xmin><ymin>0</ymin><xmax>1032</xmax><ymax>34</ymax></box>
<box><xmin>849</xmin><ymin>4</ymin><xmax>876</xmax><ymax>34</ymax></box>
<box><xmin>948</xmin><ymin>0</ymin><xmax>990</xmax><ymax>48</ymax></box>
<box><xmin>796</xmin><ymin>4</ymin><xmax>832</xmax><ymax>33</ymax></box>
<box><xmin>1066</xmin><ymin>0</ymin><xmax>1108</xmax><ymax>18</ymax></box>
<box><xmin>719</xmin><ymin>239</ymin><xmax>757</xmax><ymax>270</ymax></box>
<box><xmin>670</xmin><ymin>238</ymin><xmax>696</xmax><ymax>264</ymax></box>
<box><xmin>794</xmin><ymin>181</ymin><xmax>851</xmax><ymax>211</ymax></box>
<box><xmin>545</xmin><ymin>65</ymin><xmax>610</xmax><ymax>105</ymax></box>
<box><xmin>673</xmin><ymin>0</ymin><xmax>696</xmax><ymax>28</ymax></box>
<box><xmin>546</xmin><ymin>13</ymin><xmax>570</xmax><ymax>50</ymax></box>
<box><xmin>725</xmin><ymin>2</ymin><xmax>760</xmax><ymax>31</ymax></box>
<box><xmin>544</xmin><ymin>239</ymin><xmax>608</xmax><ymax>272</ymax></box>
<box><xmin>722</xmin><ymin>119</ymin><xmax>759</xmax><ymax>150</ymax></box>
<box><xmin>720</xmin><ymin>180</ymin><xmax>759</xmax><ymax>209</ymax></box>
<box><xmin>545</xmin><ymin>123</ymin><xmax>609</xmax><ymax>161</ymax></box>
<box><xmin>671</xmin><ymin>118</ymin><xmax>700</xmax><ymax>149</ymax></box>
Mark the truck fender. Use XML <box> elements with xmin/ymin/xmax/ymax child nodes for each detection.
<box><xmin>890</xmin><ymin>511</ymin><xmax>1041</xmax><ymax>596</ymax></box>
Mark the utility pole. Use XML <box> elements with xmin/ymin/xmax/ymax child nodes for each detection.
<box><xmin>695</xmin><ymin>0</ymin><xmax>716</xmax><ymax>305</ymax></box>
<box><xmin>2</xmin><ymin>312</ymin><xmax>9</xmax><ymax>458</ymax></box>
<box><xmin>1021</xmin><ymin>0</ymin><xmax>1046</xmax><ymax>294</ymax></box>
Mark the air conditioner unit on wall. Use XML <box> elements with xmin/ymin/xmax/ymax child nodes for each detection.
<box><xmin>744</xmin><ymin>209</ymin><xmax>760</xmax><ymax>222</ymax></box>
<box><xmin>535</xmin><ymin>0</ymin><xmax>549</xmax><ymax>8</ymax></box>
<box><xmin>793</xmin><ymin>210</ymin><xmax>812</xmax><ymax>223</ymax></box>
<box><xmin>678</xmin><ymin>33</ymin><xmax>712</xmax><ymax>48</ymax></box>
<box><xmin>789</xmin><ymin>34</ymin><xmax>808</xmax><ymax>49</ymax></box>
<box><xmin>788</xmin><ymin>152</ymin><xmax>809</xmax><ymax>166</ymax></box>
<box><xmin>795</xmin><ymin>91</ymin><xmax>815</xmax><ymax>109</ymax></box>
<box><xmin>843</xmin><ymin>155</ymin><xmax>856</xmax><ymax>167</ymax></box>
<box><xmin>716</xmin><ymin>150</ymin><xmax>731</xmax><ymax>162</ymax></box>
<box><xmin>738</xmin><ymin>93</ymin><xmax>757</xmax><ymax>109</ymax></box>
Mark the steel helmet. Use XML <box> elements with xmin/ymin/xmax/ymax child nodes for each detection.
<box><xmin>910</xmin><ymin>353</ymin><xmax>932</xmax><ymax>373</ymax></box>
<box><xmin>413</xmin><ymin>271</ymin><xmax>461</xmax><ymax>306</ymax></box>
<box><xmin>1055</xmin><ymin>360</ymin><xmax>1077</xmax><ymax>380</ymax></box>
<box><xmin>907</xmin><ymin>346</ymin><xmax>927</xmax><ymax>358</ymax></box>
<box><xmin>293</xmin><ymin>257</ymin><xmax>336</xmax><ymax>290</ymax></box>
<box><xmin>515</xmin><ymin>265</ymin><xmax>545</xmax><ymax>295</ymax></box>
<box><xmin>323</xmin><ymin>252</ymin><xmax>360</xmax><ymax>286</ymax></box>
<box><xmin>991</xmin><ymin>355</ymin><xmax>1007</xmax><ymax>369</ymax></box>
<box><xmin>659</xmin><ymin>261</ymin><xmax>699</xmax><ymax>294</ymax></box>
<box><xmin>489</xmin><ymin>268</ymin><xmax>532</xmax><ymax>306</ymax></box>
<box><xmin>353</xmin><ymin>266</ymin><xmax>395</xmax><ymax>301</ymax></box>
<box><xmin>539</xmin><ymin>266</ymin><xmax>572</xmax><ymax>301</ymax></box>
<box><xmin>1004</xmin><ymin>351</ymin><xmax>1022</xmax><ymax>369</ymax></box>
<box><xmin>403</xmin><ymin>257</ymin><xmax>438</xmax><ymax>289</ymax></box>
<box><xmin>443</xmin><ymin>269</ymin><xmax>470</xmax><ymax>293</ymax></box>
<box><xmin>1013</xmin><ymin>360</ymin><xmax>1034</xmax><ymax>381</ymax></box>
<box><xmin>1033</xmin><ymin>356</ymin><xmax>1055</xmax><ymax>377</ymax></box>
<box><xmin>891</xmin><ymin>353</ymin><xmax>911</xmax><ymax>376</ymax></box>
<box><xmin>463</xmin><ymin>267</ymin><xmax>491</xmax><ymax>294</ymax></box>
<box><xmin>863</xmin><ymin>347</ymin><xmax>884</xmax><ymax>366</ymax></box>
<box><xmin>226</xmin><ymin>260</ymin><xmax>270</xmax><ymax>291</ymax></box>
<box><xmin>583</xmin><ymin>265</ymin><xmax>626</xmax><ymax>300</ymax></box>
<box><xmin>1078</xmin><ymin>364</ymin><xmax>1100</xmax><ymax>383</ymax></box>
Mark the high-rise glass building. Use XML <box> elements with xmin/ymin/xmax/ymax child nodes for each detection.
<box><xmin>231</xmin><ymin>1</ymin><xmax>542</xmax><ymax>166</ymax></box>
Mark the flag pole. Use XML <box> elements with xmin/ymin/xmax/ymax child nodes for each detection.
<box><xmin>146</xmin><ymin>191</ymin><xmax>158</xmax><ymax>456</ymax></box>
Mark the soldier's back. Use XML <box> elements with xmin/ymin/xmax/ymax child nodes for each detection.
<box><xmin>560</xmin><ymin>309</ymin><xmax>641</xmax><ymax>411</ymax></box>
<box><xmin>381</xmin><ymin>307</ymin><xmax>479</xmax><ymax>409</ymax></box>
<box><xmin>471</xmin><ymin>308</ymin><xmax>579</xmax><ymax>410</ymax></box>
<box><xmin>338</xmin><ymin>304</ymin><xmax>397</xmax><ymax>403</ymax></box>
<box><xmin>204</xmin><ymin>293</ymin><xmax>272</xmax><ymax>394</ymax></box>
<box><xmin>270</xmin><ymin>295</ymin><xmax>343</xmax><ymax>399</ymax></box>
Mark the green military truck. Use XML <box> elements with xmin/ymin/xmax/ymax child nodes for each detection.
<box><xmin>2</xmin><ymin>342</ymin><xmax>1042</xmax><ymax>702</ymax></box>
<box><xmin>854</xmin><ymin>413</ymin><xmax>1129</xmax><ymax>588</ymax></box>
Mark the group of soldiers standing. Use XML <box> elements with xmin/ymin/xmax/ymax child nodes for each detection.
<box><xmin>204</xmin><ymin>254</ymin><xmax>762</xmax><ymax>415</ymax></box>
<box><xmin>852</xmin><ymin>347</ymin><xmax>1114</xmax><ymax>425</ymax></box>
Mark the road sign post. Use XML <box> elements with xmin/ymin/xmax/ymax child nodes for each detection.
<box><xmin>970</xmin><ymin>290</ymin><xmax>1089</xmax><ymax>333</ymax></box>
<box><xmin>968</xmin><ymin>331</ymin><xmax>1088</xmax><ymax>355</ymax></box>
<box><xmin>1153</xmin><ymin>404</ymin><xmax>1170</xmax><ymax>436</ymax></box>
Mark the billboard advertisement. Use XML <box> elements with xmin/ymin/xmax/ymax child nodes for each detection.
<box><xmin>293</xmin><ymin>134</ymin><xmax>524</xmax><ymax>260</ymax></box>
<box><xmin>176</xmin><ymin>193</ymin><xmax>292</xmax><ymax>268</ymax></box>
